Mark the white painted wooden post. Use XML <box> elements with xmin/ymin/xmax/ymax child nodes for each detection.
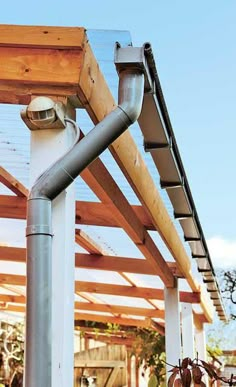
<box><xmin>182</xmin><ymin>303</ymin><xmax>195</xmax><ymax>359</ymax></box>
<box><xmin>164</xmin><ymin>280</ymin><xmax>181</xmax><ymax>379</ymax></box>
<box><xmin>195</xmin><ymin>323</ymin><xmax>207</xmax><ymax>361</ymax></box>
<box><xmin>195</xmin><ymin>323</ymin><xmax>209</xmax><ymax>386</ymax></box>
<box><xmin>29</xmin><ymin>101</ymin><xmax>75</xmax><ymax>387</ymax></box>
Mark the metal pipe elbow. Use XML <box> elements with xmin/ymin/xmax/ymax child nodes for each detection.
<box><xmin>118</xmin><ymin>69</ymin><xmax>144</xmax><ymax>124</ymax></box>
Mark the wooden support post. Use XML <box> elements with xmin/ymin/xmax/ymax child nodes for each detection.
<box><xmin>195</xmin><ymin>322</ymin><xmax>209</xmax><ymax>386</ymax></box>
<box><xmin>135</xmin><ymin>356</ymin><xmax>139</xmax><ymax>387</ymax></box>
<box><xmin>130</xmin><ymin>355</ymin><xmax>136</xmax><ymax>387</ymax></box>
<box><xmin>126</xmin><ymin>349</ymin><xmax>132</xmax><ymax>387</ymax></box>
<box><xmin>164</xmin><ymin>280</ymin><xmax>181</xmax><ymax>379</ymax></box>
<box><xmin>195</xmin><ymin>322</ymin><xmax>207</xmax><ymax>362</ymax></box>
<box><xmin>29</xmin><ymin>99</ymin><xmax>75</xmax><ymax>387</ymax></box>
<box><xmin>182</xmin><ymin>303</ymin><xmax>195</xmax><ymax>359</ymax></box>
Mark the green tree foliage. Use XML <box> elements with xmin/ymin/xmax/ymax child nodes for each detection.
<box><xmin>130</xmin><ymin>328</ymin><xmax>166</xmax><ymax>385</ymax></box>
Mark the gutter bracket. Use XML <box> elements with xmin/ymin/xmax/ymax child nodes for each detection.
<box><xmin>115</xmin><ymin>43</ymin><xmax>154</xmax><ymax>93</ymax></box>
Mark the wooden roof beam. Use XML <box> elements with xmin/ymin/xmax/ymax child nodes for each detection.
<box><xmin>75</xmin><ymin>253</ymin><xmax>183</xmax><ymax>278</ymax></box>
<box><xmin>75</xmin><ymin>281</ymin><xmax>200</xmax><ymax>304</ymax></box>
<box><xmin>0</xmin><ymin>301</ymin><xmax>162</xmax><ymax>332</ymax></box>
<box><xmin>74</xmin><ymin>312</ymin><xmax>155</xmax><ymax>329</ymax></box>
<box><xmin>0</xmin><ymin>246</ymin><xmax>184</xmax><ymax>281</ymax></box>
<box><xmin>0</xmin><ymin>195</ymin><xmax>154</xmax><ymax>229</ymax></box>
<box><xmin>0</xmin><ymin>195</ymin><xmax>26</xmax><ymax>219</ymax></box>
<box><xmin>0</xmin><ymin>272</ymin><xmax>200</xmax><ymax>303</ymax></box>
<box><xmin>0</xmin><ymin>294</ymin><xmax>164</xmax><ymax>319</ymax></box>
<box><xmin>75</xmin><ymin>201</ymin><xmax>154</xmax><ymax>229</ymax></box>
<box><xmin>75</xmin><ymin>301</ymin><xmax>165</xmax><ymax>319</ymax></box>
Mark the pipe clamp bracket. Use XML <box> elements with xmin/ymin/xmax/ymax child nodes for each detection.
<box><xmin>26</xmin><ymin>224</ymin><xmax>53</xmax><ymax>237</ymax></box>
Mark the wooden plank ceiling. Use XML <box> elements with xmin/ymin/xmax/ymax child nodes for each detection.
<box><xmin>0</xmin><ymin>25</ymin><xmax>215</xmax><ymax>333</ymax></box>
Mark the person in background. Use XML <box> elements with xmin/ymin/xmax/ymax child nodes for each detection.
<box><xmin>148</xmin><ymin>365</ymin><xmax>158</xmax><ymax>387</ymax></box>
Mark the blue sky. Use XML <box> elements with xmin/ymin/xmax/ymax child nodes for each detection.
<box><xmin>1</xmin><ymin>1</ymin><xmax>236</xmax><ymax>267</ymax></box>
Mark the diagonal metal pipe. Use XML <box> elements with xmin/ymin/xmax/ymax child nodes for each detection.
<box><xmin>25</xmin><ymin>68</ymin><xmax>144</xmax><ymax>387</ymax></box>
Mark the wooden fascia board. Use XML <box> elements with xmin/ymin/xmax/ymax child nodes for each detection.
<box><xmin>0</xmin><ymin>47</ymin><xmax>84</xmax><ymax>86</ymax></box>
<box><xmin>0</xmin><ymin>25</ymin><xmax>85</xmax><ymax>49</ymax></box>
<box><xmin>0</xmin><ymin>25</ymin><xmax>87</xmax><ymax>104</ymax></box>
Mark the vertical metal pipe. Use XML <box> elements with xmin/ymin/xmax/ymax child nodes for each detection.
<box><xmin>25</xmin><ymin>198</ymin><xmax>52</xmax><ymax>386</ymax></box>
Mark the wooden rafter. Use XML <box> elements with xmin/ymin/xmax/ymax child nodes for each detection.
<box><xmin>74</xmin><ymin>225</ymin><xmax>165</xmax><ymax>316</ymax></box>
<box><xmin>75</xmin><ymin>229</ymin><xmax>103</xmax><ymax>255</ymax></box>
<box><xmin>0</xmin><ymin>167</ymin><xmax>28</xmax><ymax>197</ymax></box>
<box><xmin>80</xmin><ymin>162</ymin><xmax>175</xmax><ymax>287</ymax></box>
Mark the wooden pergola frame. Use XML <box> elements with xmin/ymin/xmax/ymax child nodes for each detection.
<box><xmin>0</xmin><ymin>25</ymin><xmax>215</xmax><ymax>336</ymax></box>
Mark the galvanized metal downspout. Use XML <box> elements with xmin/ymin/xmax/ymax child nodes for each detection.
<box><xmin>25</xmin><ymin>69</ymin><xmax>145</xmax><ymax>387</ymax></box>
